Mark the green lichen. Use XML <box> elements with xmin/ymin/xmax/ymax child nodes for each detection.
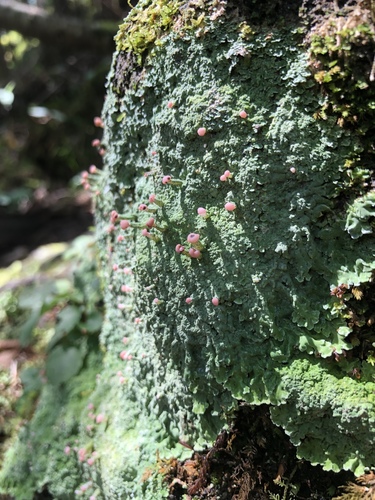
<box><xmin>0</xmin><ymin>352</ymin><xmax>101</xmax><ymax>500</ymax></box>
<box><xmin>271</xmin><ymin>357</ymin><xmax>375</xmax><ymax>474</ymax></box>
<box><xmin>94</xmin><ymin>0</ymin><xmax>375</xmax><ymax>486</ymax></box>
<box><xmin>345</xmin><ymin>191</ymin><xmax>375</xmax><ymax>239</ymax></box>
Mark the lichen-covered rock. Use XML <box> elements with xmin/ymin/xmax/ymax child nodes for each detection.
<box><xmin>1</xmin><ymin>1</ymin><xmax>375</xmax><ymax>498</ymax></box>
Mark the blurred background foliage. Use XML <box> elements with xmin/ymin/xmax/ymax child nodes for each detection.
<box><xmin>0</xmin><ymin>0</ymin><xmax>131</xmax><ymax>265</ymax></box>
<box><xmin>0</xmin><ymin>0</ymin><xmax>129</xmax><ymax>479</ymax></box>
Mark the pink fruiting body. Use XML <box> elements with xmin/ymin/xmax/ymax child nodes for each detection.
<box><xmin>197</xmin><ymin>127</ymin><xmax>206</xmax><ymax>136</ymax></box>
<box><xmin>146</xmin><ymin>217</ymin><xmax>155</xmax><ymax>228</ymax></box>
<box><xmin>175</xmin><ymin>244</ymin><xmax>185</xmax><ymax>253</ymax></box>
<box><xmin>134</xmin><ymin>317</ymin><xmax>142</xmax><ymax>324</ymax></box>
<box><xmin>290</xmin><ymin>167</ymin><xmax>296</xmax><ymax>174</ymax></box>
<box><xmin>117</xmin><ymin>235</ymin><xmax>125</xmax><ymax>242</ymax></box>
<box><xmin>120</xmin><ymin>350</ymin><xmax>128</xmax><ymax>360</ymax></box>
<box><xmin>220</xmin><ymin>170</ymin><xmax>232</xmax><ymax>181</ymax></box>
<box><xmin>189</xmin><ymin>248</ymin><xmax>202</xmax><ymax>259</ymax></box>
<box><xmin>107</xmin><ymin>224</ymin><xmax>115</xmax><ymax>233</ymax></box>
<box><xmin>110</xmin><ymin>210</ymin><xmax>118</xmax><ymax>222</ymax></box>
<box><xmin>239</xmin><ymin>110</ymin><xmax>248</xmax><ymax>119</ymax></box>
<box><xmin>64</xmin><ymin>446</ymin><xmax>71</xmax><ymax>455</ymax></box>
<box><xmin>225</xmin><ymin>202</ymin><xmax>236</xmax><ymax>211</ymax></box>
<box><xmin>123</xmin><ymin>267</ymin><xmax>132</xmax><ymax>275</ymax></box>
<box><xmin>197</xmin><ymin>207</ymin><xmax>207</xmax><ymax>217</ymax></box>
<box><xmin>120</xmin><ymin>220</ymin><xmax>130</xmax><ymax>230</ymax></box>
<box><xmin>91</xmin><ymin>138</ymin><xmax>100</xmax><ymax>147</ymax></box>
<box><xmin>212</xmin><ymin>297</ymin><xmax>219</xmax><ymax>306</ymax></box>
<box><xmin>138</xmin><ymin>203</ymin><xmax>148</xmax><ymax>211</ymax></box>
<box><xmin>167</xmin><ymin>101</ymin><xmax>174</xmax><ymax>108</ymax></box>
<box><xmin>89</xmin><ymin>165</ymin><xmax>97</xmax><ymax>174</ymax></box>
<box><xmin>187</xmin><ymin>233</ymin><xmax>200</xmax><ymax>244</ymax></box>
<box><xmin>153</xmin><ymin>298</ymin><xmax>161</xmax><ymax>305</ymax></box>
<box><xmin>121</xmin><ymin>285</ymin><xmax>133</xmax><ymax>293</ymax></box>
<box><xmin>93</xmin><ymin>116</ymin><xmax>104</xmax><ymax>127</ymax></box>
<box><xmin>117</xmin><ymin>303</ymin><xmax>126</xmax><ymax>310</ymax></box>
<box><xmin>149</xmin><ymin>193</ymin><xmax>164</xmax><ymax>206</ymax></box>
<box><xmin>95</xmin><ymin>414</ymin><xmax>105</xmax><ymax>423</ymax></box>
<box><xmin>112</xmin><ymin>264</ymin><xmax>119</xmax><ymax>271</ymax></box>
<box><xmin>87</xmin><ymin>458</ymin><xmax>95</xmax><ymax>466</ymax></box>
<box><xmin>141</xmin><ymin>229</ymin><xmax>160</xmax><ymax>242</ymax></box>
<box><xmin>162</xmin><ymin>175</ymin><xmax>182</xmax><ymax>186</ymax></box>
<box><xmin>185</xmin><ymin>297</ymin><xmax>193</xmax><ymax>304</ymax></box>
<box><xmin>122</xmin><ymin>336</ymin><xmax>129</xmax><ymax>344</ymax></box>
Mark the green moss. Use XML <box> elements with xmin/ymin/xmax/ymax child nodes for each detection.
<box><xmin>115</xmin><ymin>0</ymin><xmax>180</xmax><ymax>63</ymax></box>
<box><xmin>0</xmin><ymin>351</ymin><xmax>102</xmax><ymax>499</ymax></box>
<box><xmin>307</xmin><ymin>3</ymin><xmax>375</xmax><ymax>205</ymax></box>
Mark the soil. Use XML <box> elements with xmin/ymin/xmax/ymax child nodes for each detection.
<box><xmin>163</xmin><ymin>405</ymin><xmax>355</xmax><ymax>500</ymax></box>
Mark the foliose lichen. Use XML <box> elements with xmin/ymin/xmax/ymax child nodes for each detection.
<box><xmin>94</xmin><ymin>0</ymin><xmax>375</xmax><ymax>484</ymax></box>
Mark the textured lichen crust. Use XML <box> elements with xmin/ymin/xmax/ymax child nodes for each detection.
<box><xmin>90</xmin><ymin>0</ymin><xmax>375</xmax><ymax>486</ymax></box>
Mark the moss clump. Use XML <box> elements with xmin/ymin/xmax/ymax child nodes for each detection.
<box><xmin>306</xmin><ymin>1</ymin><xmax>375</xmax><ymax>203</ymax></box>
<box><xmin>115</xmin><ymin>0</ymin><xmax>180</xmax><ymax>63</ymax></box>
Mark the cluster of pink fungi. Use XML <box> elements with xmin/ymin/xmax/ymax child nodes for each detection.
<box><xmin>83</xmin><ymin>109</ymin><xmax>257</xmax><ymax>332</ymax></box>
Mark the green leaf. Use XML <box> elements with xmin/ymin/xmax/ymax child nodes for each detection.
<box><xmin>55</xmin><ymin>305</ymin><xmax>81</xmax><ymax>335</ymax></box>
<box><xmin>45</xmin><ymin>346</ymin><xmax>84</xmax><ymax>385</ymax></box>
<box><xmin>20</xmin><ymin>366</ymin><xmax>42</xmax><ymax>393</ymax></box>
<box><xmin>18</xmin><ymin>308</ymin><xmax>41</xmax><ymax>346</ymax></box>
<box><xmin>18</xmin><ymin>282</ymin><xmax>56</xmax><ymax>310</ymax></box>
<box><xmin>84</xmin><ymin>311</ymin><xmax>103</xmax><ymax>333</ymax></box>
<box><xmin>47</xmin><ymin>305</ymin><xmax>81</xmax><ymax>350</ymax></box>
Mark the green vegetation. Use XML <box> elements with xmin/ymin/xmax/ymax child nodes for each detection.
<box><xmin>0</xmin><ymin>236</ymin><xmax>104</xmax><ymax>499</ymax></box>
